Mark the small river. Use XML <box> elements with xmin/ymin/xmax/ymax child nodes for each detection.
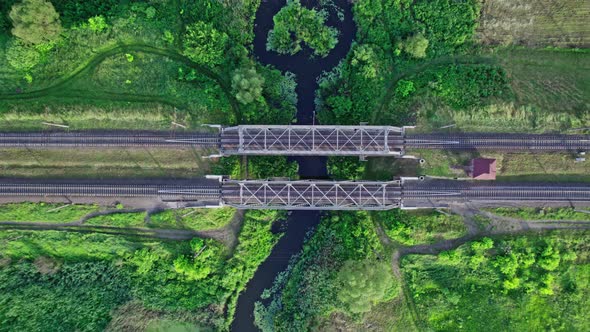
<box><xmin>231</xmin><ymin>1</ymin><xmax>356</xmax><ymax>331</ymax></box>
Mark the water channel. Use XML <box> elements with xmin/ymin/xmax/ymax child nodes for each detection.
<box><xmin>231</xmin><ymin>1</ymin><xmax>356</xmax><ymax>330</ymax></box>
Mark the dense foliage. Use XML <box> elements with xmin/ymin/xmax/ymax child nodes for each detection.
<box><xmin>0</xmin><ymin>209</ymin><xmax>283</xmax><ymax>331</ymax></box>
<box><xmin>213</xmin><ymin>155</ymin><xmax>299</xmax><ymax>180</ymax></box>
<box><xmin>404</xmin><ymin>232</ymin><xmax>590</xmax><ymax>330</ymax></box>
<box><xmin>255</xmin><ymin>212</ymin><xmax>396</xmax><ymax>330</ymax></box>
<box><xmin>316</xmin><ymin>0</ymin><xmax>507</xmax><ymax>128</ymax></box>
<box><xmin>267</xmin><ymin>0</ymin><xmax>338</xmax><ymax>57</ymax></box>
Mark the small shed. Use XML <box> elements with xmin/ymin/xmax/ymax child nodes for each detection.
<box><xmin>469</xmin><ymin>158</ymin><xmax>497</xmax><ymax>180</ymax></box>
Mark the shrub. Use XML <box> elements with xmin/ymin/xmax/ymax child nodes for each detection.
<box><xmin>183</xmin><ymin>21</ymin><xmax>228</xmax><ymax>66</ymax></box>
<box><xmin>5</xmin><ymin>39</ymin><xmax>41</xmax><ymax>72</ymax></box>
<box><xmin>402</xmin><ymin>33</ymin><xmax>429</xmax><ymax>58</ymax></box>
<box><xmin>336</xmin><ymin>259</ymin><xmax>399</xmax><ymax>314</ymax></box>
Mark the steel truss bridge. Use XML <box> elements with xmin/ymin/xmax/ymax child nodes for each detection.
<box><xmin>1</xmin><ymin>126</ymin><xmax>587</xmax><ymax>156</ymax></box>
<box><xmin>2</xmin><ymin>178</ymin><xmax>590</xmax><ymax>210</ymax></box>
<box><xmin>218</xmin><ymin>125</ymin><xmax>405</xmax><ymax>156</ymax></box>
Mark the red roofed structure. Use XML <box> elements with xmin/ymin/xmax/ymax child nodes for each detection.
<box><xmin>469</xmin><ymin>158</ymin><xmax>497</xmax><ymax>180</ymax></box>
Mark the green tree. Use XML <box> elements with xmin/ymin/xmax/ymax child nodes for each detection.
<box><xmin>336</xmin><ymin>259</ymin><xmax>398</xmax><ymax>314</ymax></box>
<box><xmin>9</xmin><ymin>0</ymin><xmax>63</xmax><ymax>44</ymax></box>
<box><xmin>183</xmin><ymin>21</ymin><xmax>228</xmax><ymax>66</ymax></box>
<box><xmin>402</xmin><ymin>33</ymin><xmax>429</xmax><ymax>58</ymax></box>
<box><xmin>231</xmin><ymin>67</ymin><xmax>265</xmax><ymax>105</ymax></box>
<box><xmin>267</xmin><ymin>0</ymin><xmax>338</xmax><ymax>57</ymax></box>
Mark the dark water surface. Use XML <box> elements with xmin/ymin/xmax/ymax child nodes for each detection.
<box><xmin>231</xmin><ymin>1</ymin><xmax>355</xmax><ymax>330</ymax></box>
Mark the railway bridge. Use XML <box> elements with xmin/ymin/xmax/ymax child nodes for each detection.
<box><xmin>2</xmin><ymin>178</ymin><xmax>590</xmax><ymax>210</ymax></box>
<box><xmin>1</xmin><ymin>126</ymin><xmax>588</xmax><ymax>156</ymax></box>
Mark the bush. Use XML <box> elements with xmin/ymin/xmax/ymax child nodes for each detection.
<box><xmin>5</xmin><ymin>39</ymin><xmax>41</xmax><ymax>72</ymax></box>
<box><xmin>336</xmin><ymin>259</ymin><xmax>399</xmax><ymax>313</ymax></box>
<box><xmin>402</xmin><ymin>33</ymin><xmax>429</xmax><ymax>58</ymax></box>
<box><xmin>183</xmin><ymin>21</ymin><xmax>228</xmax><ymax>67</ymax></box>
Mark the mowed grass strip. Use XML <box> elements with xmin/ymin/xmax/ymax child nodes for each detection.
<box><xmin>0</xmin><ymin>147</ymin><xmax>212</xmax><ymax>178</ymax></box>
<box><xmin>489</xmin><ymin>207</ymin><xmax>590</xmax><ymax>221</ymax></box>
<box><xmin>85</xmin><ymin>212</ymin><xmax>147</xmax><ymax>228</ymax></box>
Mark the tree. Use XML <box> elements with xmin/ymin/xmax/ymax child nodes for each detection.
<box><xmin>231</xmin><ymin>67</ymin><xmax>265</xmax><ymax>105</ymax></box>
<box><xmin>183</xmin><ymin>21</ymin><xmax>228</xmax><ymax>66</ymax></box>
<box><xmin>336</xmin><ymin>260</ymin><xmax>398</xmax><ymax>314</ymax></box>
<box><xmin>266</xmin><ymin>0</ymin><xmax>338</xmax><ymax>57</ymax></box>
<box><xmin>9</xmin><ymin>0</ymin><xmax>63</xmax><ymax>44</ymax></box>
<box><xmin>402</xmin><ymin>33</ymin><xmax>429</xmax><ymax>58</ymax></box>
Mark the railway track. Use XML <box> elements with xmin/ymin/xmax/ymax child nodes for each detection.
<box><xmin>1</xmin><ymin>179</ymin><xmax>590</xmax><ymax>209</ymax></box>
<box><xmin>0</xmin><ymin>182</ymin><xmax>221</xmax><ymax>201</ymax></box>
<box><xmin>0</xmin><ymin>130</ymin><xmax>588</xmax><ymax>154</ymax></box>
<box><xmin>405</xmin><ymin>133</ymin><xmax>590</xmax><ymax>151</ymax></box>
<box><xmin>0</xmin><ymin>131</ymin><xmax>220</xmax><ymax>148</ymax></box>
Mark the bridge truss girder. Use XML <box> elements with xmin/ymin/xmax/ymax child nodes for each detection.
<box><xmin>221</xmin><ymin>180</ymin><xmax>402</xmax><ymax>210</ymax></box>
<box><xmin>221</xmin><ymin>125</ymin><xmax>405</xmax><ymax>156</ymax></box>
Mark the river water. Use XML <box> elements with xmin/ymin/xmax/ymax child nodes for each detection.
<box><xmin>230</xmin><ymin>1</ymin><xmax>355</xmax><ymax>330</ymax></box>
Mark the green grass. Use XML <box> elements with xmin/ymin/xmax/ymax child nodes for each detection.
<box><xmin>0</xmin><ymin>230</ymin><xmax>147</xmax><ymax>260</ymax></box>
<box><xmin>150</xmin><ymin>207</ymin><xmax>235</xmax><ymax>231</ymax></box>
<box><xmin>374</xmin><ymin>210</ymin><xmax>467</xmax><ymax>246</ymax></box>
<box><xmin>0</xmin><ymin>202</ymin><xmax>99</xmax><ymax>223</ymax></box>
<box><xmin>85</xmin><ymin>212</ymin><xmax>147</xmax><ymax>228</ymax></box>
<box><xmin>489</xmin><ymin>207</ymin><xmax>590</xmax><ymax>221</ymax></box>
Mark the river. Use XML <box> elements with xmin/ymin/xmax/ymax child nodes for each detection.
<box><xmin>230</xmin><ymin>0</ymin><xmax>356</xmax><ymax>331</ymax></box>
